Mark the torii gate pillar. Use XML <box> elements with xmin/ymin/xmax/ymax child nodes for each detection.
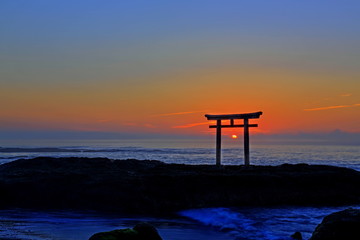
<box><xmin>205</xmin><ymin>111</ymin><xmax>263</xmax><ymax>166</ymax></box>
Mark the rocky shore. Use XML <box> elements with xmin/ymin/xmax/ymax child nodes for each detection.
<box><xmin>0</xmin><ymin>157</ymin><xmax>359</xmax><ymax>214</ymax></box>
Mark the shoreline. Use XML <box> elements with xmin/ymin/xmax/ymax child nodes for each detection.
<box><xmin>0</xmin><ymin>157</ymin><xmax>360</xmax><ymax>214</ymax></box>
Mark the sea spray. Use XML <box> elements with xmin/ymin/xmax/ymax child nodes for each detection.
<box><xmin>179</xmin><ymin>208</ymin><xmax>270</xmax><ymax>239</ymax></box>
<box><xmin>180</xmin><ymin>208</ymin><xmax>253</xmax><ymax>231</ymax></box>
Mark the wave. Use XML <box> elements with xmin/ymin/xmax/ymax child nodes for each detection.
<box><xmin>180</xmin><ymin>207</ymin><xmax>295</xmax><ymax>240</ymax></box>
<box><xmin>179</xmin><ymin>208</ymin><xmax>261</xmax><ymax>239</ymax></box>
<box><xmin>0</xmin><ymin>155</ymin><xmax>29</xmax><ymax>159</ymax></box>
<box><xmin>0</xmin><ymin>146</ymin><xmax>216</xmax><ymax>166</ymax></box>
<box><xmin>180</xmin><ymin>206</ymin><xmax>360</xmax><ymax>240</ymax></box>
<box><xmin>0</xmin><ymin>146</ymin><xmax>211</xmax><ymax>154</ymax></box>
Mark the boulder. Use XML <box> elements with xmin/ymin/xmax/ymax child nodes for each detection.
<box><xmin>291</xmin><ymin>231</ymin><xmax>302</xmax><ymax>240</ymax></box>
<box><xmin>310</xmin><ymin>208</ymin><xmax>360</xmax><ymax>240</ymax></box>
<box><xmin>88</xmin><ymin>222</ymin><xmax>163</xmax><ymax>240</ymax></box>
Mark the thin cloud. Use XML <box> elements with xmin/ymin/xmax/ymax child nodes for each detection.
<box><xmin>153</xmin><ymin>110</ymin><xmax>207</xmax><ymax>117</ymax></box>
<box><xmin>122</xmin><ymin>122</ymin><xmax>157</xmax><ymax>128</ymax></box>
<box><xmin>304</xmin><ymin>103</ymin><xmax>360</xmax><ymax>111</ymax></box>
<box><xmin>173</xmin><ymin>121</ymin><xmax>213</xmax><ymax>129</ymax></box>
<box><xmin>340</xmin><ymin>93</ymin><xmax>352</xmax><ymax>97</ymax></box>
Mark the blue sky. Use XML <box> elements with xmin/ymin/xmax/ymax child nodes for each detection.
<box><xmin>2</xmin><ymin>0</ymin><xmax>359</xmax><ymax>83</ymax></box>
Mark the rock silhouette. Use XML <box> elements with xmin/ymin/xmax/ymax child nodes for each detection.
<box><xmin>88</xmin><ymin>222</ymin><xmax>162</xmax><ymax>240</ymax></box>
<box><xmin>310</xmin><ymin>208</ymin><xmax>360</xmax><ymax>240</ymax></box>
<box><xmin>0</xmin><ymin>157</ymin><xmax>360</xmax><ymax>214</ymax></box>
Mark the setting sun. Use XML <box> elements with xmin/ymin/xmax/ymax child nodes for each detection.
<box><xmin>231</xmin><ymin>135</ymin><xmax>238</xmax><ymax>139</ymax></box>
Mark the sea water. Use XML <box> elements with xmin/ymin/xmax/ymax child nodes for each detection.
<box><xmin>1</xmin><ymin>138</ymin><xmax>360</xmax><ymax>170</ymax></box>
<box><xmin>0</xmin><ymin>138</ymin><xmax>359</xmax><ymax>240</ymax></box>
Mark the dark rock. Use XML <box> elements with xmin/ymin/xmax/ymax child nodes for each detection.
<box><xmin>310</xmin><ymin>208</ymin><xmax>360</xmax><ymax>240</ymax></box>
<box><xmin>291</xmin><ymin>231</ymin><xmax>302</xmax><ymax>240</ymax></box>
<box><xmin>88</xmin><ymin>222</ymin><xmax>162</xmax><ymax>240</ymax></box>
<box><xmin>0</xmin><ymin>157</ymin><xmax>360</xmax><ymax>214</ymax></box>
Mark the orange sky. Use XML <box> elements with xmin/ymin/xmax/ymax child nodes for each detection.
<box><xmin>1</xmin><ymin>66</ymin><xmax>359</xmax><ymax>136</ymax></box>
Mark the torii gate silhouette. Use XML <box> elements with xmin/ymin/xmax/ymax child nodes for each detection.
<box><xmin>205</xmin><ymin>111</ymin><xmax>263</xmax><ymax>166</ymax></box>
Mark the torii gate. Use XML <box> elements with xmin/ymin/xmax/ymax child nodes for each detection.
<box><xmin>205</xmin><ymin>111</ymin><xmax>263</xmax><ymax>166</ymax></box>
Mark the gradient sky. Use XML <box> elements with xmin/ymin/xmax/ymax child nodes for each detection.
<box><xmin>1</xmin><ymin>0</ymin><xmax>360</xmax><ymax>138</ymax></box>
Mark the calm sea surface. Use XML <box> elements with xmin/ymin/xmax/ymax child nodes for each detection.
<box><xmin>0</xmin><ymin>138</ymin><xmax>359</xmax><ymax>240</ymax></box>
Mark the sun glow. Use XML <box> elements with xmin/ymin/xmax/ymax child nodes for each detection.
<box><xmin>231</xmin><ymin>134</ymin><xmax>238</xmax><ymax>139</ymax></box>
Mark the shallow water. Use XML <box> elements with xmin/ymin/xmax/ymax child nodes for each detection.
<box><xmin>0</xmin><ymin>210</ymin><xmax>231</xmax><ymax>240</ymax></box>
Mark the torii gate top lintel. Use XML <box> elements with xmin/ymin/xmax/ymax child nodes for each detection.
<box><xmin>205</xmin><ymin>111</ymin><xmax>262</xmax><ymax>120</ymax></box>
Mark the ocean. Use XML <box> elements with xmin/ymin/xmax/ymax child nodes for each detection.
<box><xmin>0</xmin><ymin>138</ymin><xmax>359</xmax><ymax>240</ymax></box>
<box><xmin>1</xmin><ymin>138</ymin><xmax>360</xmax><ymax>170</ymax></box>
